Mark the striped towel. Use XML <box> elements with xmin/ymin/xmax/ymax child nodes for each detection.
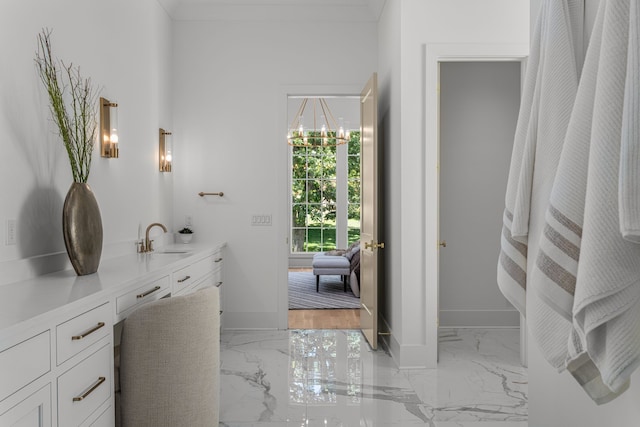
<box><xmin>534</xmin><ymin>0</ymin><xmax>640</xmax><ymax>404</ymax></box>
<box><xmin>497</xmin><ymin>0</ymin><xmax>582</xmax><ymax>316</ymax></box>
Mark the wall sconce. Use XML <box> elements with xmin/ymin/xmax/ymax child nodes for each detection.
<box><xmin>159</xmin><ymin>128</ymin><xmax>172</xmax><ymax>172</ymax></box>
<box><xmin>100</xmin><ymin>97</ymin><xmax>119</xmax><ymax>158</ymax></box>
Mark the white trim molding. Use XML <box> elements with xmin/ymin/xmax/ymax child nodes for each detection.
<box><xmin>424</xmin><ymin>43</ymin><xmax>530</xmax><ymax>367</ymax></box>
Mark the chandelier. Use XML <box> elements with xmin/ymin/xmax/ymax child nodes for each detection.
<box><xmin>287</xmin><ymin>98</ymin><xmax>350</xmax><ymax>147</ymax></box>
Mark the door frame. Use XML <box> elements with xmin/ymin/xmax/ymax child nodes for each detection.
<box><xmin>277</xmin><ymin>84</ymin><xmax>363</xmax><ymax>330</ymax></box>
<box><xmin>424</xmin><ymin>44</ymin><xmax>529</xmax><ymax>366</ymax></box>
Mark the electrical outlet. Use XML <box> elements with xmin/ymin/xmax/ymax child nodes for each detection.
<box><xmin>6</xmin><ymin>219</ymin><xmax>16</xmax><ymax>245</ymax></box>
<box><xmin>185</xmin><ymin>215</ymin><xmax>192</xmax><ymax>226</ymax></box>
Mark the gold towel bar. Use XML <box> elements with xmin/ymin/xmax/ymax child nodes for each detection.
<box><xmin>198</xmin><ymin>192</ymin><xmax>224</xmax><ymax>197</ymax></box>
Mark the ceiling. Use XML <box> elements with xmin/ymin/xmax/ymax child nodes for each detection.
<box><xmin>156</xmin><ymin>0</ymin><xmax>387</xmax><ymax>21</ymax></box>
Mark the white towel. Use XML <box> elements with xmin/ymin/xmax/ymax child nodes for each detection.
<box><xmin>534</xmin><ymin>0</ymin><xmax>640</xmax><ymax>404</ymax></box>
<box><xmin>619</xmin><ymin>0</ymin><xmax>640</xmax><ymax>242</ymax></box>
<box><xmin>497</xmin><ymin>0</ymin><xmax>583</xmax><ymax>316</ymax></box>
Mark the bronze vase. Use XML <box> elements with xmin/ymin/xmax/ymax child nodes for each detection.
<box><xmin>62</xmin><ymin>182</ymin><xmax>103</xmax><ymax>275</ymax></box>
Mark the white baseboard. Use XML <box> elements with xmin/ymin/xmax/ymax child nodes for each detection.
<box><xmin>439</xmin><ymin>309</ymin><xmax>520</xmax><ymax>328</ymax></box>
<box><xmin>379</xmin><ymin>315</ymin><xmax>431</xmax><ymax>369</ymax></box>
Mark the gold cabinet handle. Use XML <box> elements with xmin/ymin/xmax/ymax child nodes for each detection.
<box><xmin>71</xmin><ymin>322</ymin><xmax>105</xmax><ymax>341</ymax></box>
<box><xmin>136</xmin><ymin>285</ymin><xmax>161</xmax><ymax>299</ymax></box>
<box><xmin>439</xmin><ymin>240</ymin><xmax>447</xmax><ymax>248</ymax></box>
<box><xmin>364</xmin><ymin>240</ymin><xmax>385</xmax><ymax>250</ymax></box>
<box><xmin>177</xmin><ymin>275</ymin><xmax>191</xmax><ymax>283</ymax></box>
<box><xmin>73</xmin><ymin>377</ymin><xmax>106</xmax><ymax>402</ymax></box>
<box><xmin>215</xmin><ymin>281</ymin><xmax>223</xmax><ymax>288</ymax></box>
<box><xmin>214</xmin><ymin>258</ymin><xmax>223</xmax><ymax>263</ymax></box>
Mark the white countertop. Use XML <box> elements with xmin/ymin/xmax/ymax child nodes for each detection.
<box><xmin>0</xmin><ymin>243</ymin><xmax>224</xmax><ymax>345</ymax></box>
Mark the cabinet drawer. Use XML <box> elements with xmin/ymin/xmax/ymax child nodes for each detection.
<box><xmin>57</xmin><ymin>303</ymin><xmax>111</xmax><ymax>366</ymax></box>
<box><xmin>57</xmin><ymin>343</ymin><xmax>111</xmax><ymax>427</ymax></box>
<box><xmin>172</xmin><ymin>255</ymin><xmax>214</xmax><ymax>292</ymax></box>
<box><xmin>0</xmin><ymin>383</ymin><xmax>51</xmax><ymax>427</ymax></box>
<box><xmin>86</xmin><ymin>405</ymin><xmax>113</xmax><ymax>427</ymax></box>
<box><xmin>116</xmin><ymin>275</ymin><xmax>169</xmax><ymax>314</ymax></box>
<box><xmin>212</xmin><ymin>250</ymin><xmax>223</xmax><ymax>272</ymax></box>
<box><xmin>0</xmin><ymin>331</ymin><xmax>50</xmax><ymax>402</ymax></box>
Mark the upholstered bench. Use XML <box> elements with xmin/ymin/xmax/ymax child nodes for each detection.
<box><xmin>312</xmin><ymin>252</ymin><xmax>350</xmax><ymax>292</ymax></box>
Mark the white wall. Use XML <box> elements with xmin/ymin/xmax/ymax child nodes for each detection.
<box><xmin>527</xmin><ymin>0</ymin><xmax>640</xmax><ymax>425</ymax></box>
<box><xmin>172</xmin><ymin>19</ymin><xmax>377</xmax><ymax>329</ymax></box>
<box><xmin>377</xmin><ymin>0</ymin><xmax>402</xmax><ymax>364</ymax></box>
<box><xmin>0</xmin><ymin>0</ymin><xmax>173</xmax><ymax>285</ymax></box>
<box><xmin>377</xmin><ymin>0</ymin><xmax>529</xmax><ymax>368</ymax></box>
<box><xmin>438</xmin><ymin>61</ymin><xmax>521</xmax><ymax>328</ymax></box>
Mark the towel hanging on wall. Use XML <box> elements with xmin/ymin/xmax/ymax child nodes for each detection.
<box><xmin>497</xmin><ymin>0</ymin><xmax>583</xmax><ymax>315</ymax></box>
<box><xmin>499</xmin><ymin>0</ymin><xmax>640</xmax><ymax>404</ymax></box>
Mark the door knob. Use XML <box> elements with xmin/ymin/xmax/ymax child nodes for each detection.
<box><xmin>439</xmin><ymin>240</ymin><xmax>447</xmax><ymax>248</ymax></box>
<box><xmin>364</xmin><ymin>240</ymin><xmax>385</xmax><ymax>250</ymax></box>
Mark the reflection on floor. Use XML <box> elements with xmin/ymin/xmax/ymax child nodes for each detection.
<box><xmin>288</xmin><ymin>309</ymin><xmax>360</xmax><ymax>329</ymax></box>
<box><xmin>219</xmin><ymin>328</ymin><xmax>527</xmax><ymax>426</ymax></box>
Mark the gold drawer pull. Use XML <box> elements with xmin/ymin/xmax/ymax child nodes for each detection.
<box><xmin>177</xmin><ymin>275</ymin><xmax>191</xmax><ymax>283</ymax></box>
<box><xmin>214</xmin><ymin>258</ymin><xmax>223</xmax><ymax>263</ymax></box>
<box><xmin>73</xmin><ymin>377</ymin><xmax>106</xmax><ymax>402</ymax></box>
<box><xmin>215</xmin><ymin>281</ymin><xmax>223</xmax><ymax>288</ymax></box>
<box><xmin>72</xmin><ymin>322</ymin><xmax>105</xmax><ymax>341</ymax></box>
<box><xmin>136</xmin><ymin>285</ymin><xmax>161</xmax><ymax>299</ymax></box>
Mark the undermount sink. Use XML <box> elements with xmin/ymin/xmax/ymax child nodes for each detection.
<box><xmin>154</xmin><ymin>249</ymin><xmax>191</xmax><ymax>254</ymax></box>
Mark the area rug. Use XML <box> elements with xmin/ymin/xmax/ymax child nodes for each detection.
<box><xmin>288</xmin><ymin>272</ymin><xmax>360</xmax><ymax>309</ymax></box>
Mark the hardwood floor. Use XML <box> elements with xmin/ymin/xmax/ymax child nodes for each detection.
<box><xmin>287</xmin><ymin>268</ymin><xmax>359</xmax><ymax>329</ymax></box>
<box><xmin>288</xmin><ymin>309</ymin><xmax>360</xmax><ymax>329</ymax></box>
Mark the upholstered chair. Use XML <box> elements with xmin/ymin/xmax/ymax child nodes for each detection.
<box><xmin>119</xmin><ymin>286</ymin><xmax>220</xmax><ymax>427</ymax></box>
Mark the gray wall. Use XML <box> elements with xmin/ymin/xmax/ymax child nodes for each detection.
<box><xmin>438</xmin><ymin>61</ymin><xmax>521</xmax><ymax>327</ymax></box>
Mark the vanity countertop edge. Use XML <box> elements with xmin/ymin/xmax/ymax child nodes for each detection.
<box><xmin>0</xmin><ymin>242</ymin><xmax>226</xmax><ymax>348</ymax></box>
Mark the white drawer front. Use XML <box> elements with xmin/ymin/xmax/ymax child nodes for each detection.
<box><xmin>0</xmin><ymin>331</ymin><xmax>50</xmax><ymax>402</ymax></box>
<box><xmin>213</xmin><ymin>250</ymin><xmax>223</xmax><ymax>272</ymax></box>
<box><xmin>57</xmin><ymin>344</ymin><xmax>111</xmax><ymax>427</ymax></box>
<box><xmin>0</xmin><ymin>383</ymin><xmax>51</xmax><ymax>427</ymax></box>
<box><xmin>172</xmin><ymin>255</ymin><xmax>214</xmax><ymax>292</ymax></box>
<box><xmin>116</xmin><ymin>276</ymin><xmax>169</xmax><ymax>314</ymax></box>
<box><xmin>56</xmin><ymin>303</ymin><xmax>111</xmax><ymax>366</ymax></box>
<box><xmin>86</xmin><ymin>405</ymin><xmax>113</xmax><ymax>427</ymax></box>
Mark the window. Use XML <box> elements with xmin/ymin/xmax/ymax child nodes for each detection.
<box><xmin>291</xmin><ymin>132</ymin><xmax>361</xmax><ymax>253</ymax></box>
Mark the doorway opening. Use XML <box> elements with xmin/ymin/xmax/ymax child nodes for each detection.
<box><xmin>437</xmin><ymin>60</ymin><xmax>523</xmax><ymax>357</ymax></box>
<box><xmin>286</xmin><ymin>95</ymin><xmax>361</xmax><ymax>329</ymax></box>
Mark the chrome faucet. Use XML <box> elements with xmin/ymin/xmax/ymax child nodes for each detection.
<box><xmin>143</xmin><ymin>223</ymin><xmax>167</xmax><ymax>252</ymax></box>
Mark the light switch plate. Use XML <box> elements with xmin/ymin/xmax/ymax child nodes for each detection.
<box><xmin>251</xmin><ymin>214</ymin><xmax>272</xmax><ymax>226</ymax></box>
<box><xmin>6</xmin><ymin>219</ymin><xmax>16</xmax><ymax>245</ymax></box>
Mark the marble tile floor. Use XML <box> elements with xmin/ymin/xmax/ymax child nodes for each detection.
<box><xmin>219</xmin><ymin>328</ymin><xmax>527</xmax><ymax>427</ymax></box>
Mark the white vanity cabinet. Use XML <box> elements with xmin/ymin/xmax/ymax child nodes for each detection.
<box><xmin>0</xmin><ymin>331</ymin><xmax>52</xmax><ymax>427</ymax></box>
<box><xmin>55</xmin><ymin>303</ymin><xmax>113</xmax><ymax>427</ymax></box>
<box><xmin>115</xmin><ymin>275</ymin><xmax>170</xmax><ymax>322</ymax></box>
<box><xmin>171</xmin><ymin>255</ymin><xmax>214</xmax><ymax>295</ymax></box>
<box><xmin>0</xmin><ymin>303</ymin><xmax>113</xmax><ymax>427</ymax></box>
<box><xmin>0</xmin><ymin>243</ymin><xmax>224</xmax><ymax>427</ymax></box>
<box><xmin>171</xmin><ymin>247</ymin><xmax>224</xmax><ymax>327</ymax></box>
<box><xmin>0</xmin><ymin>383</ymin><xmax>52</xmax><ymax>427</ymax></box>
